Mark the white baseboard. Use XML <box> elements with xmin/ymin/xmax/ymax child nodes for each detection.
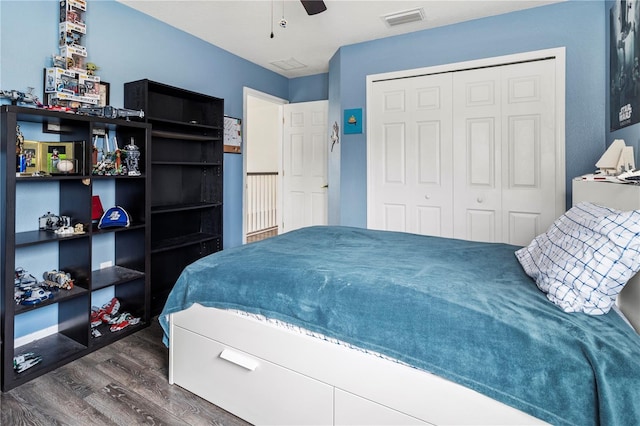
<box><xmin>15</xmin><ymin>325</ymin><xmax>58</xmax><ymax>348</ymax></box>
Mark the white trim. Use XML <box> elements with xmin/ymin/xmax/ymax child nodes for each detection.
<box><xmin>366</xmin><ymin>47</ymin><xmax>566</xmax><ymax>83</ymax></box>
<box><xmin>366</xmin><ymin>47</ymin><xmax>567</xmax><ymax>229</ymax></box>
<box><xmin>242</xmin><ymin>87</ymin><xmax>288</xmax><ymax>244</ymax></box>
<box><xmin>15</xmin><ymin>324</ymin><xmax>58</xmax><ymax>348</ymax></box>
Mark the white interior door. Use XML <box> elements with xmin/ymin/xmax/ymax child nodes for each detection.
<box><xmin>282</xmin><ymin>100</ymin><xmax>328</xmax><ymax>233</ymax></box>
<box><xmin>368</xmin><ymin>73</ymin><xmax>454</xmax><ymax>236</ymax></box>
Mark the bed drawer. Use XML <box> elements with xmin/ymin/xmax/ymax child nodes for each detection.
<box><xmin>335</xmin><ymin>388</ymin><xmax>430</xmax><ymax>425</ymax></box>
<box><xmin>171</xmin><ymin>325</ymin><xmax>334</xmax><ymax>426</ymax></box>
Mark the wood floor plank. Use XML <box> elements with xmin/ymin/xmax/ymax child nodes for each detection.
<box><xmin>0</xmin><ymin>391</ymin><xmax>64</xmax><ymax>426</ymax></box>
<box><xmin>2</xmin><ymin>318</ymin><xmax>251</xmax><ymax>426</ymax></box>
<box><xmin>94</xmin><ymin>353</ymin><xmax>248</xmax><ymax>425</ymax></box>
<box><xmin>7</xmin><ymin>377</ymin><xmax>111</xmax><ymax>425</ymax></box>
<box><xmin>85</xmin><ymin>382</ymin><xmax>187</xmax><ymax>425</ymax></box>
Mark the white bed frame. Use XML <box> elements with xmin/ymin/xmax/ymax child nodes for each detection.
<box><xmin>167</xmin><ymin>277</ymin><xmax>639</xmax><ymax>426</ymax></box>
<box><xmin>164</xmin><ymin>167</ymin><xmax>640</xmax><ymax>425</ymax></box>
<box><xmin>168</xmin><ymin>305</ymin><xmax>540</xmax><ymax>425</ymax></box>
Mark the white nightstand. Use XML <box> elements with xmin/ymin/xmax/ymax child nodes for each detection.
<box><xmin>572</xmin><ymin>178</ymin><xmax>640</xmax><ymax>332</ymax></box>
<box><xmin>572</xmin><ymin>178</ymin><xmax>640</xmax><ymax>211</ymax></box>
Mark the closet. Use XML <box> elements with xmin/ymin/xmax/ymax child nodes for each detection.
<box><xmin>367</xmin><ymin>53</ymin><xmax>564</xmax><ymax>246</ymax></box>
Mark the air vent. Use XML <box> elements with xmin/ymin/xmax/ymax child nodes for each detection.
<box><xmin>382</xmin><ymin>8</ymin><xmax>425</xmax><ymax>27</ymax></box>
<box><xmin>270</xmin><ymin>58</ymin><xmax>307</xmax><ymax>71</ymax></box>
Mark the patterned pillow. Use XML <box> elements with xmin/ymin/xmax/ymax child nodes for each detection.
<box><xmin>515</xmin><ymin>202</ymin><xmax>640</xmax><ymax>315</ymax></box>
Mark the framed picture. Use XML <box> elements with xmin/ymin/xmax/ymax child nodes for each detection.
<box><xmin>38</xmin><ymin>141</ymin><xmax>77</xmax><ymax>174</ymax></box>
<box><xmin>610</xmin><ymin>0</ymin><xmax>640</xmax><ymax>130</ymax></box>
<box><xmin>97</xmin><ymin>81</ymin><xmax>110</xmax><ymax>107</ymax></box>
<box><xmin>343</xmin><ymin>108</ymin><xmax>363</xmax><ymax>134</ymax></box>
<box><xmin>22</xmin><ymin>140</ymin><xmax>43</xmax><ymax>173</ymax></box>
<box><xmin>224</xmin><ymin>116</ymin><xmax>242</xmax><ymax>153</ymax></box>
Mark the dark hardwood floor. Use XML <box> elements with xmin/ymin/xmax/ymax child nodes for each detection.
<box><xmin>1</xmin><ymin>319</ymin><xmax>251</xmax><ymax>426</ymax></box>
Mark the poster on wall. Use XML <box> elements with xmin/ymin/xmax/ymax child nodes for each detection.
<box><xmin>224</xmin><ymin>116</ymin><xmax>242</xmax><ymax>154</ymax></box>
<box><xmin>611</xmin><ymin>0</ymin><xmax>640</xmax><ymax>130</ymax></box>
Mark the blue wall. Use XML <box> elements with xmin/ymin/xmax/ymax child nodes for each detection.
<box><xmin>289</xmin><ymin>73</ymin><xmax>328</xmax><ymax>102</ymax></box>
<box><xmin>0</xmin><ymin>0</ymin><xmax>291</xmax><ymax>250</ymax></box>
<box><xmin>331</xmin><ymin>1</ymin><xmax>607</xmax><ymax>227</ymax></box>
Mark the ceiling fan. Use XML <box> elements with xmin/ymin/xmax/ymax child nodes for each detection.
<box><xmin>300</xmin><ymin>0</ymin><xmax>327</xmax><ymax>15</ymax></box>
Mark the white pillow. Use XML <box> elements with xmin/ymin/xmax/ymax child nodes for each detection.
<box><xmin>515</xmin><ymin>202</ymin><xmax>640</xmax><ymax>315</ymax></box>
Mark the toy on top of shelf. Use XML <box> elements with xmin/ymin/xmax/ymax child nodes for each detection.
<box><xmin>77</xmin><ymin>105</ymin><xmax>144</xmax><ymax>120</ymax></box>
<box><xmin>85</xmin><ymin>62</ymin><xmax>99</xmax><ymax>76</ymax></box>
<box><xmin>0</xmin><ymin>88</ymin><xmax>43</xmax><ymax>107</ymax></box>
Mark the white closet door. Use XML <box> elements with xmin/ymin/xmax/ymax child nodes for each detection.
<box><xmin>452</xmin><ymin>60</ymin><xmax>556</xmax><ymax>245</ymax></box>
<box><xmin>368</xmin><ymin>57</ymin><xmax>560</xmax><ymax>244</ymax></box>
<box><xmin>500</xmin><ymin>60</ymin><xmax>557</xmax><ymax>246</ymax></box>
<box><xmin>452</xmin><ymin>67</ymin><xmax>503</xmax><ymax>242</ymax></box>
<box><xmin>368</xmin><ymin>73</ymin><xmax>454</xmax><ymax>236</ymax></box>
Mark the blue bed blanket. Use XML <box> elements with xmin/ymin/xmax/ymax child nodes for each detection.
<box><xmin>159</xmin><ymin>226</ymin><xmax>640</xmax><ymax>425</ymax></box>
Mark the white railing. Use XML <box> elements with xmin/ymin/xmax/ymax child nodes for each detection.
<box><xmin>246</xmin><ymin>172</ymin><xmax>278</xmax><ymax>238</ymax></box>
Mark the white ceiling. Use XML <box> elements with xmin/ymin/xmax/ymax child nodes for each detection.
<box><xmin>117</xmin><ymin>0</ymin><xmax>562</xmax><ymax>78</ymax></box>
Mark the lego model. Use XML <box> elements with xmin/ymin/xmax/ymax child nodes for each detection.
<box><xmin>90</xmin><ymin>297</ymin><xmax>141</xmax><ymax>336</ymax></box>
<box><xmin>76</xmin><ymin>105</ymin><xmax>144</xmax><ymax>120</ymax></box>
<box><xmin>39</xmin><ymin>212</ymin><xmax>71</xmax><ymax>231</ymax></box>
<box><xmin>124</xmin><ymin>137</ymin><xmax>141</xmax><ymax>176</ymax></box>
<box><xmin>14</xmin><ymin>352</ymin><xmax>42</xmax><ymax>373</ymax></box>
<box><xmin>0</xmin><ymin>88</ymin><xmax>43</xmax><ymax>107</ymax></box>
<box><xmin>42</xmin><ymin>270</ymin><xmax>74</xmax><ymax>290</ymax></box>
<box><xmin>20</xmin><ymin>287</ymin><xmax>54</xmax><ymax>305</ymax></box>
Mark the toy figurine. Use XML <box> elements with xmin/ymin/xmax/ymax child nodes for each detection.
<box><xmin>16</xmin><ymin>125</ymin><xmax>26</xmax><ymax>173</ymax></box>
<box><xmin>123</xmin><ymin>137</ymin><xmax>141</xmax><ymax>176</ymax></box>
<box><xmin>85</xmin><ymin>62</ymin><xmax>99</xmax><ymax>76</ymax></box>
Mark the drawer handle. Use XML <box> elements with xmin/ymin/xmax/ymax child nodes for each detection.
<box><xmin>219</xmin><ymin>349</ymin><xmax>259</xmax><ymax>371</ymax></box>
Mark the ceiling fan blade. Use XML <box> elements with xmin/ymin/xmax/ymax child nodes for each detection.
<box><xmin>300</xmin><ymin>0</ymin><xmax>327</xmax><ymax>15</ymax></box>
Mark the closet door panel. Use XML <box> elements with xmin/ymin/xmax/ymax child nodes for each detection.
<box><xmin>501</xmin><ymin>60</ymin><xmax>557</xmax><ymax>246</ymax></box>
<box><xmin>453</xmin><ymin>68</ymin><xmax>502</xmax><ymax>242</ymax></box>
<box><xmin>369</xmin><ymin>74</ymin><xmax>454</xmax><ymax>236</ymax></box>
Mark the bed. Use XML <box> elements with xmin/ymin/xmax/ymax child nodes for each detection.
<box><xmin>159</xmin><ymin>203</ymin><xmax>640</xmax><ymax>426</ymax></box>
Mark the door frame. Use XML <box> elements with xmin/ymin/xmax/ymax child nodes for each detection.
<box><xmin>242</xmin><ymin>87</ymin><xmax>288</xmax><ymax>244</ymax></box>
<box><xmin>365</xmin><ymin>47</ymin><xmax>567</xmax><ymax>228</ymax></box>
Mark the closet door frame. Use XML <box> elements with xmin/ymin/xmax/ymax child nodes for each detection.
<box><xmin>365</xmin><ymin>47</ymin><xmax>566</xmax><ymax>236</ymax></box>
